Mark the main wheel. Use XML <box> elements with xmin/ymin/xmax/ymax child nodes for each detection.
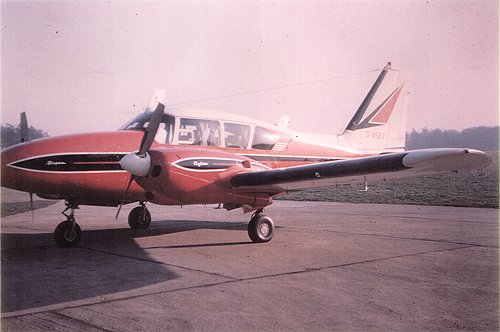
<box><xmin>248</xmin><ymin>215</ymin><xmax>275</xmax><ymax>243</ymax></box>
<box><xmin>128</xmin><ymin>206</ymin><xmax>151</xmax><ymax>229</ymax></box>
<box><xmin>54</xmin><ymin>221</ymin><xmax>81</xmax><ymax>247</ymax></box>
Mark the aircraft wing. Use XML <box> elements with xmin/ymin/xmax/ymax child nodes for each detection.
<box><xmin>230</xmin><ymin>148</ymin><xmax>491</xmax><ymax>193</ymax></box>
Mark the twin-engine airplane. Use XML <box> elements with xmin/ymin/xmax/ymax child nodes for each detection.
<box><xmin>1</xmin><ymin>63</ymin><xmax>491</xmax><ymax>247</ymax></box>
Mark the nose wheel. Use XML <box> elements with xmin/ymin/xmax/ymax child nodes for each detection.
<box><xmin>128</xmin><ymin>202</ymin><xmax>151</xmax><ymax>229</ymax></box>
<box><xmin>248</xmin><ymin>209</ymin><xmax>275</xmax><ymax>243</ymax></box>
<box><xmin>54</xmin><ymin>203</ymin><xmax>81</xmax><ymax>247</ymax></box>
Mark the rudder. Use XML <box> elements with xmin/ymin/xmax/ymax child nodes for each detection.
<box><xmin>339</xmin><ymin>63</ymin><xmax>407</xmax><ymax>153</ymax></box>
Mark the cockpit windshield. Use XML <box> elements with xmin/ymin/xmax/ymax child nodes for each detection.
<box><xmin>119</xmin><ymin>112</ymin><xmax>175</xmax><ymax>144</ymax></box>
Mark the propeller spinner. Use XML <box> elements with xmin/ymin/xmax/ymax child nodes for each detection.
<box><xmin>119</xmin><ymin>149</ymin><xmax>152</xmax><ymax>177</ymax></box>
<box><xmin>116</xmin><ymin>102</ymin><xmax>165</xmax><ymax>219</ymax></box>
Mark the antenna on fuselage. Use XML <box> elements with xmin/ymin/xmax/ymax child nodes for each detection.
<box><xmin>276</xmin><ymin>114</ymin><xmax>291</xmax><ymax>129</ymax></box>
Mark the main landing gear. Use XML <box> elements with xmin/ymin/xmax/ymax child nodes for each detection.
<box><xmin>54</xmin><ymin>202</ymin><xmax>81</xmax><ymax>247</ymax></box>
<box><xmin>125</xmin><ymin>204</ymin><xmax>274</xmax><ymax>242</ymax></box>
<box><xmin>52</xmin><ymin>202</ymin><xmax>272</xmax><ymax>246</ymax></box>
<box><xmin>128</xmin><ymin>202</ymin><xmax>151</xmax><ymax>229</ymax></box>
<box><xmin>248</xmin><ymin>209</ymin><xmax>275</xmax><ymax>243</ymax></box>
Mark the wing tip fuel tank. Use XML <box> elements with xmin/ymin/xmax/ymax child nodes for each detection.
<box><xmin>402</xmin><ymin>148</ymin><xmax>492</xmax><ymax>172</ymax></box>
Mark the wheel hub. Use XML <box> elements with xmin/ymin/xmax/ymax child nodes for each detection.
<box><xmin>64</xmin><ymin>228</ymin><xmax>77</xmax><ymax>242</ymax></box>
<box><xmin>259</xmin><ymin>223</ymin><xmax>270</xmax><ymax>236</ymax></box>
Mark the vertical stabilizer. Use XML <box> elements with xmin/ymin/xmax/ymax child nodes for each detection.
<box><xmin>339</xmin><ymin>63</ymin><xmax>407</xmax><ymax>153</ymax></box>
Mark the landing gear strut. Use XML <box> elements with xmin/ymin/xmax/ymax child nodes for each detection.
<box><xmin>248</xmin><ymin>209</ymin><xmax>275</xmax><ymax>243</ymax></box>
<box><xmin>128</xmin><ymin>202</ymin><xmax>151</xmax><ymax>229</ymax></box>
<box><xmin>54</xmin><ymin>202</ymin><xmax>81</xmax><ymax>247</ymax></box>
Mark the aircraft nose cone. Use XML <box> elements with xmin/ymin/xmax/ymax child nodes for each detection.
<box><xmin>119</xmin><ymin>152</ymin><xmax>151</xmax><ymax>177</ymax></box>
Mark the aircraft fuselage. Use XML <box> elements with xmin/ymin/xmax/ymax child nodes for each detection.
<box><xmin>1</xmin><ymin>110</ymin><xmax>364</xmax><ymax>208</ymax></box>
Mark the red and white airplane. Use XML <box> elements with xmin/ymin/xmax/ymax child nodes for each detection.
<box><xmin>1</xmin><ymin>63</ymin><xmax>491</xmax><ymax>247</ymax></box>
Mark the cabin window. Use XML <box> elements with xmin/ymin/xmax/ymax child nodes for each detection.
<box><xmin>224</xmin><ymin>123</ymin><xmax>250</xmax><ymax>149</ymax></box>
<box><xmin>251</xmin><ymin>127</ymin><xmax>280</xmax><ymax>150</ymax></box>
<box><xmin>178</xmin><ymin>118</ymin><xmax>220</xmax><ymax>146</ymax></box>
<box><xmin>154</xmin><ymin>118</ymin><xmax>175</xmax><ymax>144</ymax></box>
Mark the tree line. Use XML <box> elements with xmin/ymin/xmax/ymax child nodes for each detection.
<box><xmin>406</xmin><ymin>126</ymin><xmax>499</xmax><ymax>151</ymax></box>
<box><xmin>1</xmin><ymin>124</ymin><xmax>49</xmax><ymax>148</ymax></box>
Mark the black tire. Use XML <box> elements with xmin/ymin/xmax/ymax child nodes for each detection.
<box><xmin>128</xmin><ymin>206</ymin><xmax>151</xmax><ymax>229</ymax></box>
<box><xmin>54</xmin><ymin>221</ymin><xmax>81</xmax><ymax>247</ymax></box>
<box><xmin>248</xmin><ymin>215</ymin><xmax>274</xmax><ymax>243</ymax></box>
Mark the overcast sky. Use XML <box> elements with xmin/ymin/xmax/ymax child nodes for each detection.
<box><xmin>1</xmin><ymin>0</ymin><xmax>498</xmax><ymax>136</ymax></box>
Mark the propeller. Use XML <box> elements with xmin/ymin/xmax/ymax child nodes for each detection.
<box><xmin>115</xmin><ymin>102</ymin><xmax>165</xmax><ymax>219</ymax></box>
<box><xmin>20</xmin><ymin>112</ymin><xmax>35</xmax><ymax>220</ymax></box>
<box><xmin>29</xmin><ymin>192</ymin><xmax>34</xmax><ymax>222</ymax></box>
<box><xmin>115</xmin><ymin>174</ymin><xmax>136</xmax><ymax>220</ymax></box>
<box><xmin>20</xmin><ymin>112</ymin><xmax>30</xmax><ymax>143</ymax></box>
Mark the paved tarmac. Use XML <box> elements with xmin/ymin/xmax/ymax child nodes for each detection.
<box><xmin>1</xmin><ymin>194</ymin><xmax>498</xmax><ymax>331</ymax></box>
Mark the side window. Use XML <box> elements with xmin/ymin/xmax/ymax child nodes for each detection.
<box><xmin>178</xmin><ymin>118</ymin><xmax>220</xmax><ymax>146</ymax></box>
<box><xmin>154</xmin><ymin>115</ymin><xmax>175</xmax><ymax>144</ymax></box>
<box><xmin>224</xmin><ymin>123</ymin><xmax>250</xmax><ymax>149</ymax></box>
<box><xmin>251</xmin><ymin>127</ymin><xmax>280</xmax><ymax>150</ymax></box>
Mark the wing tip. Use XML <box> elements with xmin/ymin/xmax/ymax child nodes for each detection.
<box><xmin>403</xmin><ymin>148</ymin><xmax>492</xmax><ymax>172</ymax></box>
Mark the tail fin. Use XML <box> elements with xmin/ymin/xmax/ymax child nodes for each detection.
<box><xmin>20</xmin><ymin>112</ymin><xmax>30</xmax><ymax>143</ymax></box>
<box><xmin>339</xmin><ymin>62</ymin><xmax>407</xmax><ymax>153</ymax></box>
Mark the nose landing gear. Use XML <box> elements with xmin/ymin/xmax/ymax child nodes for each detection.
<box><xmin>128</xmin><ymin>202</ymin><xmax>151</xmax><ymax>229</ymax></box>
<box><xmin>54</xmin><ymin>202</ymin><xmax>81</xmax><ymax>247</ymax></box>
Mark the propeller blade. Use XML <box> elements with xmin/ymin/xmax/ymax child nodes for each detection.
<box><xmin>29</xmin><ymin>192</ymin><xmax>34</xmax><ymax>222</ymax></box>
<box><xmin>115</xmin><ymin>175</ymin><xmax>135</xmax><ymax>220</ymax></box>
<box><xmin>29</xmin><ymin>192</ymin><xmax>33</xmax><ymax>210</ymax></box>
<box><xmin>139</xmin><ymin>102</ymin><xmax>165</xmax><ymax>156</ymax></box>
<box><xmin>20</xmin><ymin>112</ymin><xmax>30</xmax><ymax>143</ymax></box>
